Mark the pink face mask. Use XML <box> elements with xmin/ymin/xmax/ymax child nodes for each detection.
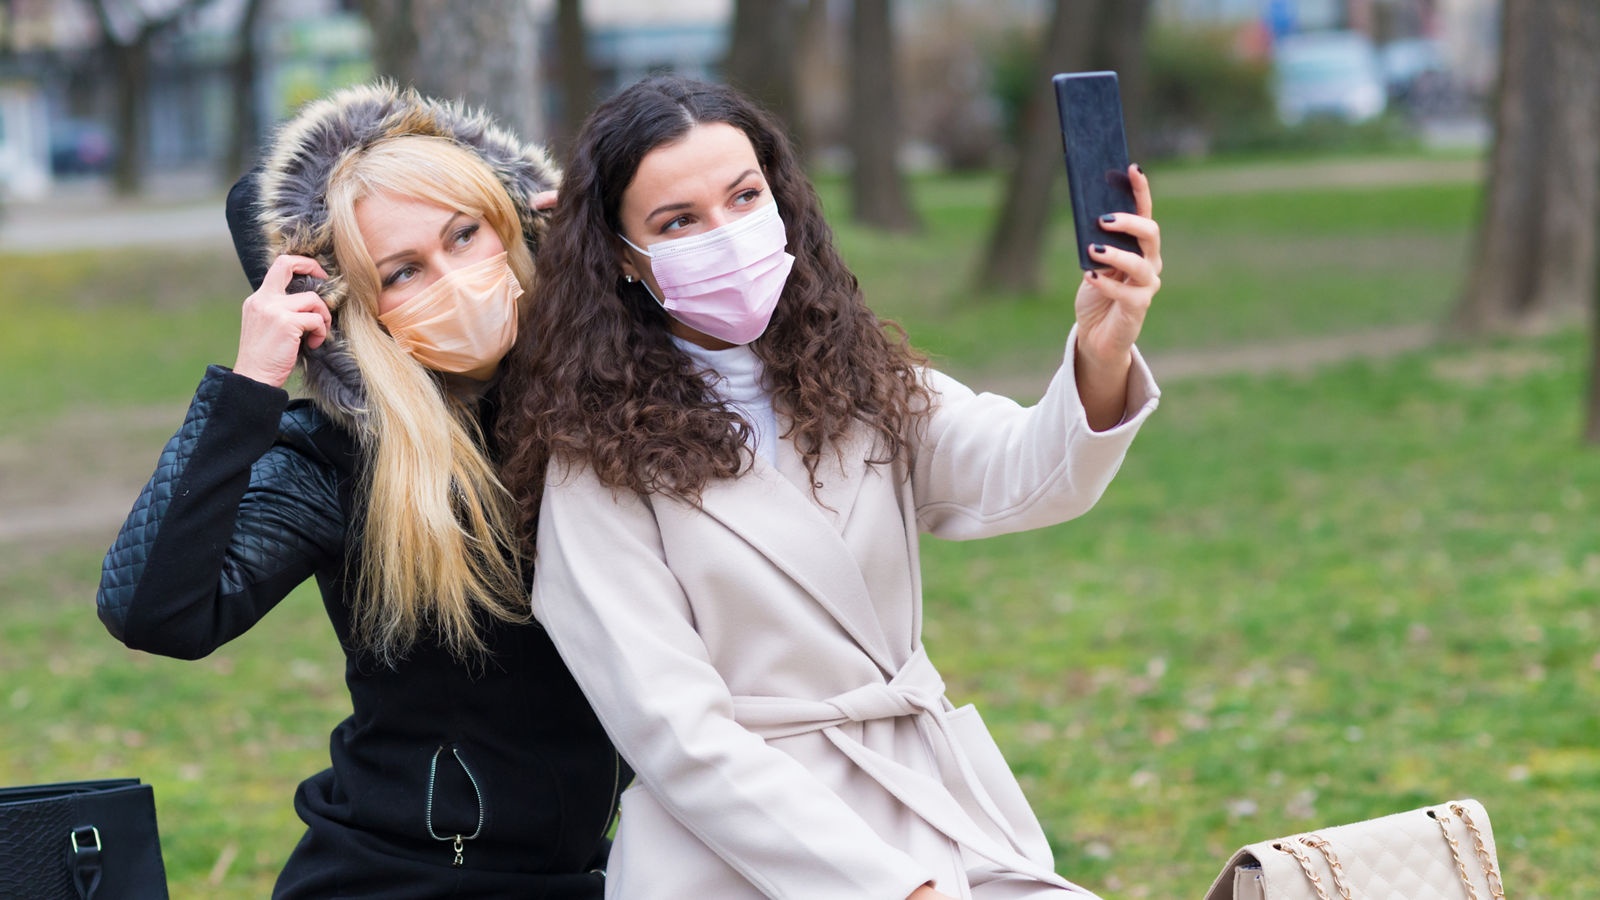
<box><xmin>620</xmin><ymin>200</ymin><xmax>795</xmax><ymax>345</ymax></box>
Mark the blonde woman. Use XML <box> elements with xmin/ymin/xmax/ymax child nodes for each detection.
<box><xmin>97</xmin><ymin>84</ymin><xmax>624</xmax><ymax>898</ymax></box>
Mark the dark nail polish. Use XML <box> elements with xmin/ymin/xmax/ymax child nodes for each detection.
<box><xmin>1091</xmin><ymin>243</ymin><xmax>1107</xmax><ymax>254</ymax></box>
<box><xmin>1088</xmin><ymin>270</ymin><xmax>1099</xmax><ymax>279</ymax></box>
<box><xmin>1134</xmin><ymin>163</ymin><xmax>1145</xmax><ymax>174</ymax></box>
<box><xmin>1099</xmin><ymin>213</ymin><xmax>1117</xmax><ymax>224</ymax></box>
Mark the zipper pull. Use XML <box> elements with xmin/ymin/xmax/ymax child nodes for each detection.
<box><xmin>452</xmin><ymin>834</ymin><xmax>465</xmax><ymax>867</ymax></box>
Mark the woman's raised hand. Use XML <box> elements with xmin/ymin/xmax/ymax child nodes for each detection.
<box><xmin>1074</xmin><ymin>163</ymin><xmax>1161</xmax><ymax>368</ymax></box>
<box><xmin>1072</xmin><ymin>164</ymin><xmax>1162</xmax><ymax>430</ymax></box>
<box><xmin>233</xmin><ymin>254</ymin><xmax>332</xmax><ymax>387</ymax></box>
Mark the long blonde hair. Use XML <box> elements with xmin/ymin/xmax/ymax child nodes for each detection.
<box><xmin>323</xmin><ymin>135</ymin><xmax>537</xmax><ymax>663</ymax></box>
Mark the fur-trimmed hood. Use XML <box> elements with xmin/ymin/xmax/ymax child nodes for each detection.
<box><xmin>227</xmin><ymin>81</ymin><xmax>559</xmax><ymax>429</ymax></box>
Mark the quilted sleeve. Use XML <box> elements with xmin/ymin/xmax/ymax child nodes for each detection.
<box><xmin>97</xmin><ymin>365</ymin><xmax>345</xmax><ymax>660</ymax></box>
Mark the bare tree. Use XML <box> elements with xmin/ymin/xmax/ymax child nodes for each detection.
<box><xmin>222</xmin><ymin>0</ymin><xmax>269</xmax><ymax>182</ymax></box>
<box><xmin>1442</xmin><ymin>1</ymin><xmax>1600</xmax><ymax>441</ymax></box>
<box><xmin>552</xmin><ymin>0</ymin><xmax>594</xmax><ymax>160</ymax></box>
<box><xmin>726</xmin><ymin>0</ymin><xmax>806</xmax><ymax>148</ymax></box>
<box><xmin>848</xmin><ymin>0</ymin><xmax>918</xmax><ymax>231</ymax></box>
<box><xmin>359</xmin><ymin>0</ymin><xmax>546</xmax><ymax>142</ymax></box>
<box><xmin>85</xmin><ymin>0</ymin><xmax>216</xmax><ymax>195</ymax></box>
<box><xmin>1453</xmin><ymin>0</ymin><xmax>1600</xmax><ymax>336</ymax></box>
<box><xmin>978</xmin><ymin>0</ymin><xmax>1152</xmax><ymax>293</ymax></box>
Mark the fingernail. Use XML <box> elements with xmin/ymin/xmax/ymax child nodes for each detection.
<box><xmin>1134</xmin><ymin>163</ymin><xmax>1145</xmax><ymax>174</ymax></box>
<box><xmin>1099</xmin><ymin>213</ymin><xmax>1116</xmax><ymax>224</ymax></box>
<box><xmin>1087</xmin><ymin>270</ymin><xmax>1099</xmax><ymax>280</ymax></box>
<box><xmin>1091</xmin><ymin>243</ymin><xmax>1107</xmax><ymax>254</ymax></box>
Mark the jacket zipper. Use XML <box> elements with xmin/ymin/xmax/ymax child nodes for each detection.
<box><xmin>426</xmin><ymin>744</ymin><xmax>485</xmax><ymax>868</ymax></box>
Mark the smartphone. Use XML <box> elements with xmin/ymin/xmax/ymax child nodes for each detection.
<box><xmin>1053</xmin><ymin>71</ymin><xmax>1142</xmax><ymax>270</ymax></box>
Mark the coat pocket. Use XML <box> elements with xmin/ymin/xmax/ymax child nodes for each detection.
<box><xmin>944</xmin><ymin>703</ymin><xmax>1055</xmax><ymax>868</ymax></box>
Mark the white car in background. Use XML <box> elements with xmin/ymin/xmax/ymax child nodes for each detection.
<box><xmin>1273</xmin><ymin>30</ymin><xmax>1387</xmax><ymax>126</ymax></box>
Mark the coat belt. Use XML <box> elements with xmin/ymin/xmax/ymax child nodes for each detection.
<box><xmin>731</xmin><ymin>647</ymin><xmax>1093</xmax><ymax>896</ymax></box>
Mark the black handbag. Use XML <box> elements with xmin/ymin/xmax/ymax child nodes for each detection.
<box><xmin>0</xmin><ymin>778</ymin><xmax>170</xmax><ymax>899</ymax></box>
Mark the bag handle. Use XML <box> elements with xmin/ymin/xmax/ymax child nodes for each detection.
<box><xmin>1278</xmin><ymin>803</ymin><xmax>1507</xmax><ymax>900</ymax></box>
<box><xmin>1429</xmin><ymin>803</ymin><xmax>1507</xmax><ymax>900</ymax></box>
<box><xmin>68</xmin><ymin>825</ymin><xmax>103</xmax><ymax>900</ymax></box>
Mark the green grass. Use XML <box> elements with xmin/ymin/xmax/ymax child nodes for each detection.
<box><xmin>817</xmin><ymin>169</ymin><xmax>1477</xmax><ymax>375</ymax></box>
<box><xmin>920</xmin><ymin>327</ymin><xmax>1599</xmax><ymax>897</ymax></box>
<box><xmin>5</xmin><ymin>157</ymin><xmax>1593</xmax><ymax>898</ymax></box>
<box><xmin>1</xmin><ymin>247</ymin><xmax>246</xmax><ymax>425</ymax></box>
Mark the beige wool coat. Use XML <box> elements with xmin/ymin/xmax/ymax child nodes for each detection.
<box><xmin>532</xmin><ymin>329</ymin><xmax>1160</xmax><ymax>900</ymax></box>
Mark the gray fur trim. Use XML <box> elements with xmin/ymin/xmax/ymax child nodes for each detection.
<box><xmin>255</xmin><ymin>80</ymin><xmax>559</xmax><ymax>429</ymax></box>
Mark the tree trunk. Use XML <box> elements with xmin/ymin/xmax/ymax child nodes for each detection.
<box><xmin>1097</xmin><ymin>0</ymin><xmax>1152</xmax><ymax>160</ymax></box>
<box><xmin>848</xmin><ymin>0</ymin><xmax>918</xmax><ymax>232</ymax></box>
<box><xmin>726</xmin><ymin>0</ymin><xmax>803</xmax><ymax>149</ymax></box>
<box><xmin>89</xmin><ymin>0</ymin><xmax>213</xmax><ymax>195</ymax></box>
<box><xmin>976</xmin><ymin>0</ymin><xmax>1102</xmax><ymax>293</ymax></box>
<box><xmin>109</xmin><ymin>35</ymin><xmax>150</xmax><ymax>195</ymax></box>
<box><xmin>223</xmin><ymin>0</ymin><xmax>269</xmax><ymax>182</ymax></box>
<box><xmin>1454</xmin><ymin>0</ymin><xmax>1600</xmax><ymax>334</ymax></box>
<box><xmin>553</xmin><ymin>0</ymin><xmax>594</xmax><ymax>161</ymax></box>
<box><xmin>359</xmin><ymin>0</ymin><xmax>545</xmax><ymax>142</ymax></box>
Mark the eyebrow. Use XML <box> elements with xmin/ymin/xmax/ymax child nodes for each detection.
<box><xmin>372</xmin><ymin>212</ymin><xmax>470</xmax><ymax>269</ymax></box>
<box><xmin>644</xmin><ymin>169</ymin><xmax>763</xmax><ymax>224</ymax></box>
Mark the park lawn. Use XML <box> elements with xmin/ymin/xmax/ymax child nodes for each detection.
<box><xmin>7</xmin><ymin>158</ymin><xmax>1594</xmax><ymax>898</ymax></box>
<box><xmin>4</xmin><ymin>326</ymin><xmax>1594</xmax><ymax>898</ymax></box>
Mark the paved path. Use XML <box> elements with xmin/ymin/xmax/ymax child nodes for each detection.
<box><xmin>0</xmin><ymin>171</ymin><xmax>231</xmax><ymax>253</ymax></box>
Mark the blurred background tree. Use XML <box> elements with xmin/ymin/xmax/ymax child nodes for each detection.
<box><xmin>551</xmin><ymin>0</ymin><xmax>594</xmax><ymax>161</ymax></box>
<box><xmin>358</xmin><ymin>0</ymin><xmax>545</xmax><ymax>142</ymax></box>
<box><xmin>86</xmin><ymin>0</ymin><xmax>217</xmax><ymax>195</ymax></box>
<box><xmin>978</xmin><ymin>0</ymin><xmax>1153</xmax><ymax>294</ymax></box>
<box><xmin>849</xmin><ymin>0</ymin><xmax>919</xmax><ymax>231</ymax></box>
<box><xmin>222</xmin><ymin>0</ymin><xmax>268</xmax><ymax>181</ymax></box>
<box><xmin>724</xmin><ymin>0</ymin><xmax>808</xmax><ymax>155</ymax></box>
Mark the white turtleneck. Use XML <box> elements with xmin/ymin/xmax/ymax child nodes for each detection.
<box><xmin>672</xmin><ymin>335</ymin><xmax>779</xmax><ymax>467</ymax></box>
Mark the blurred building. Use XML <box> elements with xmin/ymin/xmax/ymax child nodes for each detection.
<box><xmin>0</xmin><ymin>0</ymin><xmax>367</xmax><ymax>198</ymax></box>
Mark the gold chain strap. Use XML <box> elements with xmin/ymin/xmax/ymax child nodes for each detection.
<box><xmin>1300</xmin><ymin>835</ymin><xmax>1356</xmax><ymax>900</ymax></box>
<box><xmin>1275</xmin><ymin>840</ymin><xmax>1334</xmax><ymax>900</ymax></box>
<box><xmin>1450</xmin><ymin>803</ymin><xmax>1508</xmax><ymax>900</ymax></box>
<box><xmin>1432</xmin><ymin>809</ymin><xmax>1482</xmax><ymax>900</ymax></box>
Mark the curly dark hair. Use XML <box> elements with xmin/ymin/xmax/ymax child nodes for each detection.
<box><xmin>497</xmin><ymin>76</ymin><xmax>930</xmax><ymax>549</ymax></box>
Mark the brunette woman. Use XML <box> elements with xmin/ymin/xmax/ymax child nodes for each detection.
<box><xmin>499</xmin><ymin>76</ymin><xmax>1162</xmax><ymax>900</ymax></box>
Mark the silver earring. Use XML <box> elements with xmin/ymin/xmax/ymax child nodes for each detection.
<box><xmin>623</xmin><ymin>275</ymin><xmax>636</xmax><ymax>283</ymax></box>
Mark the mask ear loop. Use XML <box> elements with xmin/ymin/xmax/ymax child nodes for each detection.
<box><xmin>617</xmin><ymin>235</ymin><xmax>666</xmax><ymax>306</ymax></box>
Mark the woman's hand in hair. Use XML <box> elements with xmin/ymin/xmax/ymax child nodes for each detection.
<box><xmin>233</xmin><ymin>254</ymin><xmax>332</xmax><ymax>388</ymax></box>
<box><xmin>906</xmin><ymin>885</ymin><xmax>958</xmax><ymax>900</ymax></box>
<box><xmin>533</xmin><ymin>189</ymin><xmax>559</xmax><ymax>211</ymax></box>
<box><xmin>1073</xmin><ymin>163</ymin><xmax>1161</xmax><ymax>431</ymax></box>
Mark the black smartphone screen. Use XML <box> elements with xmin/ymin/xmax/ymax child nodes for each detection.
<box><xmin>1053</xmin><ymin>71</ymin><xmax>1142</xmax><ymax>270</ymax></box>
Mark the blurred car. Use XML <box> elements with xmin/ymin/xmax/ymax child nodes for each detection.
<box><xmin>1380</xmin><ymin>37</ymin><xmax>1454</xmax><ymax>114</ymax></box>
<box><xmin>1272</xmin><ymin>30</ymin><xmax>1387</xmax><ymax>125</ymax></box>
<box><xmin>49</xmin><ymin>118</ymin><xmax>115</xmax><ymax>176</ymax></box>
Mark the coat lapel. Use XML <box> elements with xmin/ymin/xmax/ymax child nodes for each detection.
<box><xmin>695</xmin><ymin>429</ymin><xmax>897</xmax><ymax>674</ymax></box>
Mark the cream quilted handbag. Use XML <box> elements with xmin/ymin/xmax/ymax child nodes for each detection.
<box><xmin>1203</xmin><ymin>799</ymin><xmax>1506</xmax><ymax>900</ymax></box>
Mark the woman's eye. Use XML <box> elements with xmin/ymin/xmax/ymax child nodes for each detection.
<box><xmin>384</xmin><ymin>264</ymin><xmax>419</xmax><ymax>287</ymax></box>
<box><xmin>661</xmin><ymin>215</ymin><xmax>692</xmax><ymax>233</ymax></box>
<box><xmin>735</xmin><ymin>188</ymin><xmax>763</xmax><ymax>205</ymax></box>
<box><xmin>452</xmin><ymin>224</ymin><xmax>479</xmax><ymax>247</ymax></box>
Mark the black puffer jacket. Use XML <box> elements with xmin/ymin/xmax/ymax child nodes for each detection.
<box><xmin>96</xmin><ymin>84</ymin><xmax>626</xmax><ymax>899</ymax></box>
